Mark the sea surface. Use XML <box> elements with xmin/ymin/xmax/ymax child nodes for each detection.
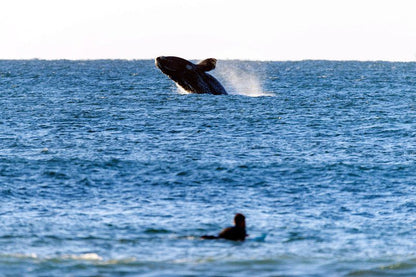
<box><xmin>0</xmin><ymin>59</ymin><xmax>415</xmax><ymax>276</ymax></box>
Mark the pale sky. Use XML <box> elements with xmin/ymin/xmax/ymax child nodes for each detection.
<box><xmin>1</xmin><ymin>0</ymin><xmax>416</xmax><ymax>61</ymax></box>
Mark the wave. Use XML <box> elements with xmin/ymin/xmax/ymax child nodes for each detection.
<box><xmin>0</xmin><ymin>252</ymin><xmax>136</xmax><ymax>265</ymax></box>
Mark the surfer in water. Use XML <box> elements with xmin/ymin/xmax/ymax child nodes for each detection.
<box><xmin>201</xmin><ymin>213</ymin><xmax>247</xmax><ymax>241</ymax></box>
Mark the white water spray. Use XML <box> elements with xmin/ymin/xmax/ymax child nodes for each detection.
<box><xmin>216</xmin><ymin>62</ymin><xmax>274</xmax><ymax>97</ymax></box>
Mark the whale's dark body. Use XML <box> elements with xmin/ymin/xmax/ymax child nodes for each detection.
<box><xmin>155</xmin><ymin>56</ymin><xmax>227</xmax><ymax>95</ymax></box>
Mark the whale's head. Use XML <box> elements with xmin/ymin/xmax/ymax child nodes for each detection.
<box><xmin>155</xmin><ymin>56</ymin><xmax>196</xmax><ymax>77</ymax></box>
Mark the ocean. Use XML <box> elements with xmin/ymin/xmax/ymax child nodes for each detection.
<box><xmin>1</xmin><ymin>59</ymin><xmax>415</xmax><ymax>276</ymax></box>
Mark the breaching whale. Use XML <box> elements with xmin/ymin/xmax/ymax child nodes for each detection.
<box><xmin>155</xmin><ymin>56</ymin><xmax>227</xmax><ymax>95</ymax></box>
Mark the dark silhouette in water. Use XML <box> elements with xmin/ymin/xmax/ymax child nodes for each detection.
<box><xmin>201</xmin><ymin>213</ymin><xmax>247</xmax><ymax>241</ymax></box>
<box><xmin>155</xmin><ymin>56</ymin><xmax>227</xmax><ymax>95</ymax></box>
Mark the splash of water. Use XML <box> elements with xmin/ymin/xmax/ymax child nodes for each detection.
<box><xmin>176</xmin><ymin>84</ymin><xmax>192</xmax><ymax>94</ymax></box>
<box><xmin>216</xmin><ymin>62</ymin><xmax>274</xmax><ymax>97</ymax></box>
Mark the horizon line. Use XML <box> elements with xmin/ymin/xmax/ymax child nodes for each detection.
<box><xmin>1</xmin><ymin>57</ymin><xmax>415</xmax><ymax>63</ymax></box>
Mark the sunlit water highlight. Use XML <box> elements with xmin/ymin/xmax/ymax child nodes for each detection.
<box><xmin>0</xmin><ymin>59</ymin><xmax>415</xmax><ymax>276</ymax></box>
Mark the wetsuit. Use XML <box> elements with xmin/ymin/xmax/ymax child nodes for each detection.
<box><xmin>201</xmin><ymin>226</ymin><xmax>247</xmax><ymax>241</ymax></box>
<box><xmin>218</xmin><ymin>226</ymin><xmax>247</xmax><ymax>241</ymax></box>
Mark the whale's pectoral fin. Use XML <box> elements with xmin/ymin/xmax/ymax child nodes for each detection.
<box><xmin>197</xmin><ymin>58</ymin><xmax>217</xmax><ymax>72</ymax></box>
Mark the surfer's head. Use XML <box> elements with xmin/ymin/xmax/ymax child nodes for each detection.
<box><xmin>234</xmin><ymin>213</ymin><xmax>245</xmax><ymax>228</ymax></box>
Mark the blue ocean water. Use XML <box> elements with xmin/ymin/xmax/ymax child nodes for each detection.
<box><xmin>0</xmin><ymin>59</ymin><xmax>415</xmax><ymax>276</ymax></box>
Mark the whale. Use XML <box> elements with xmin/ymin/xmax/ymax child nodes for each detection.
<box><xmin>155</xmin><ymin>56</ymin><xmax>227</xmax><ymax>95</ymax></box>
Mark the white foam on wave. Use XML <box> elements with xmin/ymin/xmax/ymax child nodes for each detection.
<box><xmin>61</xmin><ymin>254</ymin><xmax>137</xmax><ymax>265</ymax></box>
<box><xmin>1</xmin><ymin>252</ymin><xmax>102</xmax><ymax>261</ymax></box>
<box><xmin>1</xmin><ymin>253</ymin><xmax>38</xmax><ymax>259</ymax></box>
<box><xmin>1</xmin><ymin>252</ymin><xmax>136</xmax><ymax>265</ymax></box>
<box><xmin>62</xmin><ymin>253</ymin><xmax>103</xmax><ymax>261</ymax></box>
